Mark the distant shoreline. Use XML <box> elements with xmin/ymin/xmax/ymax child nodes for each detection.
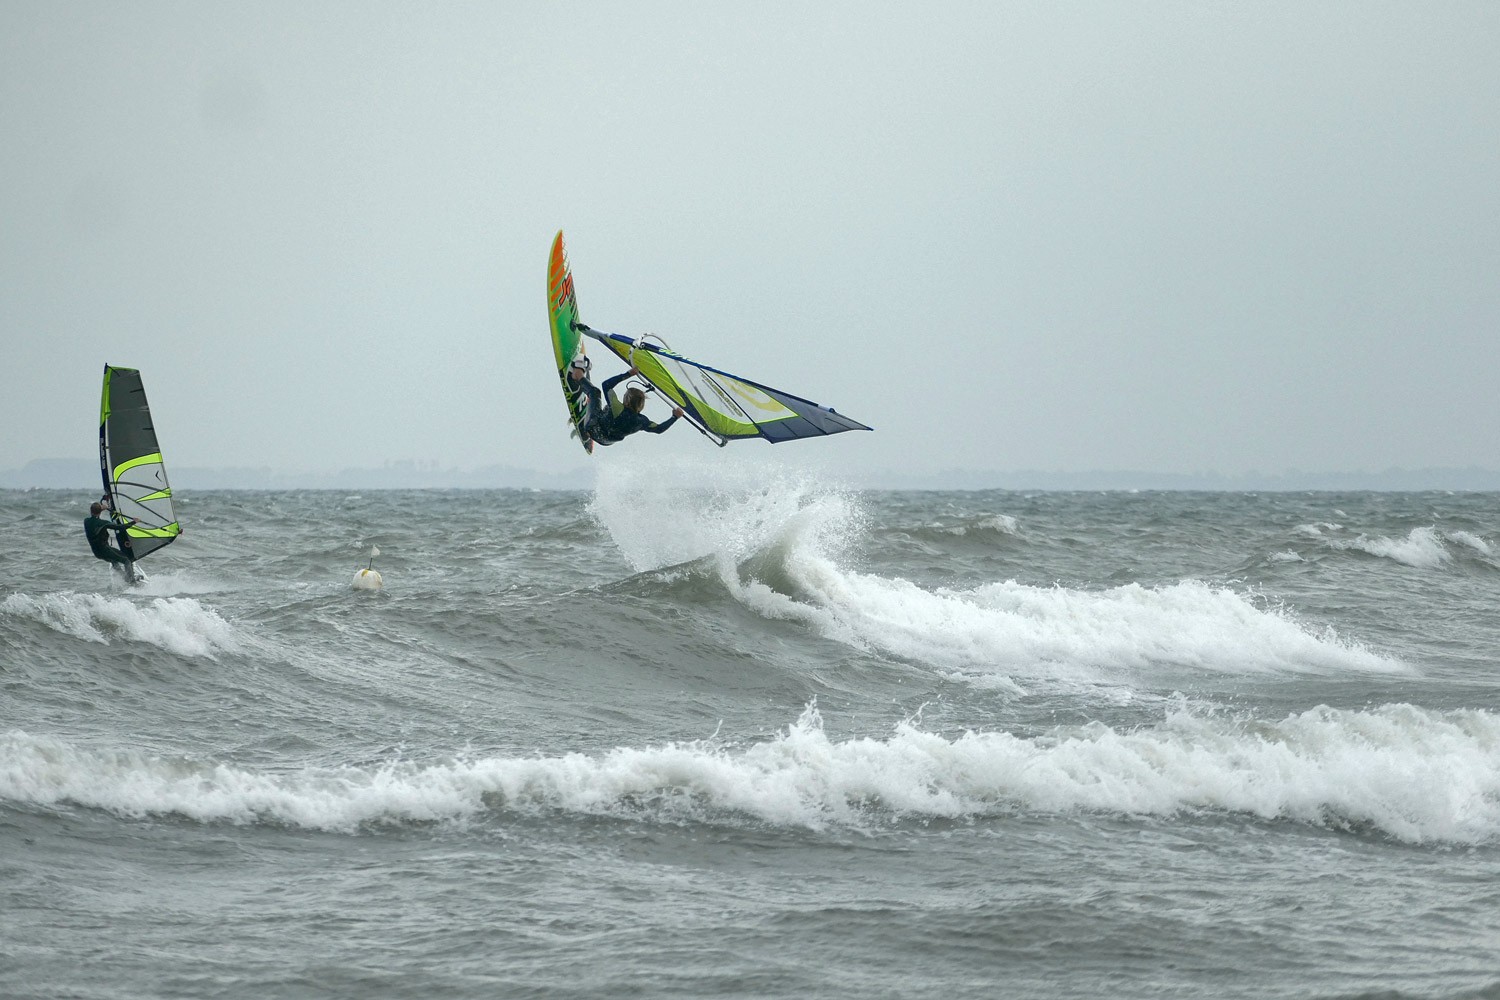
<box><xmin>6</xmin><ymin>458</ymin><xmax>1500</xmax><ymax>492</ymax></box>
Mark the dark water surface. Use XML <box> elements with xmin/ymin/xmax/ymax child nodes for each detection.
<box><xmin>4</xmin><ymin>473</ymin><xmax>1498</xmax><ymax>998</ymax></box>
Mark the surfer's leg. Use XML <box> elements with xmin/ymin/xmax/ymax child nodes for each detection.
<box><xmin>578</xmin><ymin>381</ymin><xmax>604</xmax><ymax>440</ymax></box>
<box><xmin>100</xmin><ymin>549</ymin><xmax>136</xmax><ymax>582</ymax></box>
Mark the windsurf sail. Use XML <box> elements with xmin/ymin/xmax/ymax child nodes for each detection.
<box><xmin>99</xmin><ymin>365</ymin><xmax>181</xmax><ymax>561</ymax></box>
<box><xmin>579</xmin><ymin>326</ymin><xmax>872</xmax><ymax>446</ymax></box>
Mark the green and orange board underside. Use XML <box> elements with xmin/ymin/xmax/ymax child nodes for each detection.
<box><xmin>547</xmin><ymin>230</ymin><xmax>592</xmax><ymax>454</ymax></box>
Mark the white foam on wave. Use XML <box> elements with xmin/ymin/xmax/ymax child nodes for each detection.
<box><xmin>1302</xmin><ymin>524</ymin><xmax>1494</xmax><ymax>569</ymax></box>
<box><xmin>1333</xmin><ymin>526</ymin><xmax>1452</xmax><ymax>568</ymax></box>
<box><xmin>0</xmin><ymin>592</ymin><xmax>245</xmax><ymax>659</ymax></box>
<box><xmin>5</xmin><ymin>702</ymin><xmax>1496</xmax><ymax>843</ymax></box>
<box><xmin>1446</xmin><ymin>530</ymin><xmax>1493</xmax><ymax>557</ymax></box>
<box><xmin>742</xmin><ymin>554</ymin><xmax>1398</xmax><ymax>679</ymax></box>
<box><xmin>592</xmin><ymin>461</ymin><xmax>1400</xmax><ymax>680</ymax></box>
<box><xmin>928</xmin><ymin>514</ymin><xmax>1020</xmax><ymax>537</ymax></box>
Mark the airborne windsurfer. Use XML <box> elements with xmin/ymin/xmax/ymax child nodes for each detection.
<box><xmin>567</xmin><ymin>358</ymin><xmax>682</xmax><ymax>450</ymax></box>
<box><xmin>84</xmin><ymin>499</ymin><xmax>139</xmax><ymax>583</ymax></box>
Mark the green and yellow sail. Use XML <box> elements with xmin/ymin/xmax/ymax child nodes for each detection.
<box><xmin>100</xmin><ymin>365</ymin><xmax>181</xmax><ymax>559</ymax></box>
<box><xmin>581</xmin><ymin>328</ymin><xmax>872</xmax><ymax>445</ymax></box>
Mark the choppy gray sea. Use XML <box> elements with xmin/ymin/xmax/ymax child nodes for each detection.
<box><xmin>4</xmin><ymin>466</ymin><xmax>1498</xmax><ymax>999</ymax></box>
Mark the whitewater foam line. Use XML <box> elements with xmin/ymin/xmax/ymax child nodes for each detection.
<box><xmin>918</xmin><ymin>514</ymin><xmax>1020</xmax><ymax>538</ymax></box>
<box><xmin>588</xmin><ymin>460</ymin><xmax>1399</xmax><ymax>679</ymax></box>
<box><xmin>1301</xmin><ymin>524</ymin><xmax>1497</xmax><ymax>569</ymax></box>
<box><xmin>4</xmin><ymin>703</ymin><xmax>1495</xmax><ymax>843</ymax></box>
<box><xmin>1335</xmin><ymin>526</ymin><xmax>1453</xmax><ymax>569</ymax></box>
<box><xmin>734</xmin><ymin>567</ymin><xmax>1401</xmax><ymax>679</ymax></box>
<box><xmin>0</xmin><ymin>592</ymin><xmax>245</xmax><ymax>659</ymax></box>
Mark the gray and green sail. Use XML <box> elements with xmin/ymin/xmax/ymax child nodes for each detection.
<box><xmin>580</xmin><ymin>328</ymin><xmax>872</xmax><ymax>445</ymax></box>
<box><xmin>99</xmin><ymin>365</ymin><xmax>181</xmax><ymax>560</ymax></box>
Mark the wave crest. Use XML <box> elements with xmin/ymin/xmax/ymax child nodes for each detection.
<box><xmin>6</xmin><ymin>702</ymin><xmax>1495</xmax><ymax>843</ymax></box>
<box><xmin>590</xmin><ymin>463</ymin><xmax>1401</xmax><ymax>681</ymax></box>
<box><xmin>1300</xmin><ymin>524</ymin><xmax>1497</xmax><ymax>570</ymax></box>
<box><xmin>1</xmin><ymin>592</ymin><xmax>245</xmax><ymax>659</ymax></box>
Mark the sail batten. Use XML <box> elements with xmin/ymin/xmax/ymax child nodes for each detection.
<box><xmin>581</xmin><ymin>328</ymin><xmax>871</xmax><ymax>444</ymax></box>
<box><xmin>99</xmin><ymin>365</ymin><xmax>180</xmax><ymax>561</ymax></box>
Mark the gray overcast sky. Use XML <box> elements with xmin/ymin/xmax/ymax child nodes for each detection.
<box><xmin>3</xmin><ymin>1</ymin><xmax>1497</xmax><ymax>481</ymax></box>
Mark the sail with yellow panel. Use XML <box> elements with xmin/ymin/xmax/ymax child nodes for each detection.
<box><xmin>99</xmin><ymin>365</ymin><xmax>181</xmax><ymax>561</ymax></box>
<box><xmin>577</xmin><ymin>324</ymin><xmax>872</xmax><ymax>447</ymax></box>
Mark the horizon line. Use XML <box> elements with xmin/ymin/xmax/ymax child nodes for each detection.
<box><xmin>5</xmin><ymin>457</ymin><xmax>1500</xmax><ymax>492</ymax></box>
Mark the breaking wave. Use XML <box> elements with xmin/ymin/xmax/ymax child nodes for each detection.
<box><xmin>5</xmin><ymin>702</ymin><xmax>1495</xmax><ymax>844</ymax></box>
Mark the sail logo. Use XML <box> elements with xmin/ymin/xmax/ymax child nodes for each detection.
<box><xmin>724</xmin><ymin>380</ymin><xmax>793</xmax><ymax>416</ymax></box>
<box><xmin>550</xmin><ymin>273</ymin><xmax>575</xmax><ymax>312</ymax></box>
<box><xmin>703</xmin><ymin>377</ymin><xmax>738</xmax><ymax>413</ymax></box>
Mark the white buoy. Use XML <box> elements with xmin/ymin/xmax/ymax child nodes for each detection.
<box><xmin>352</xmin><ymin>567</ymin><xmax>383</xmax><ymax>590</ymax></box>
<box><xmin>352</xmin><ymin>546</ymin><xmax>384</xmax><ymax>590</ymax></box>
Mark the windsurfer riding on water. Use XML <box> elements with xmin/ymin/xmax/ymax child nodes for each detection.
<box><xmin>566</xmin><ymin>354</ymin><xmax>683</xmax><ymax>453</ymax></box>
<box><xmin>84</xmin><ymin>497</ymin><xmax>139</xmax><ymax>583</ymax></box>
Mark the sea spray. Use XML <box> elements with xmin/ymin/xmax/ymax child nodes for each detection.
<box><xmin>589</xmin><ymin>456</ymin><xmax>864</xmax><ymax>575</ymax></box>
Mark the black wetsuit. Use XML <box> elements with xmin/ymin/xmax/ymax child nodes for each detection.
<box><xmin>581</xmin><ymin>372</ymin><xmax>680</xmax><ymax>445</ymax></box>
<box><xmin>84</xmin><ymin>515</ymin><xmax>137</xmax><ymax>579</ymax></box>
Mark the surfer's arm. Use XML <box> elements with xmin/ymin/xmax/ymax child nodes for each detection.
<box><xmin>644</xmin><ymin>410</ymin><xmax>682</xmax><ymax>435</ymax></box>
<box><xmin>599</xmin><ymin>371</ymin><xmax>634</xmax><ymax>418</ymax></box>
